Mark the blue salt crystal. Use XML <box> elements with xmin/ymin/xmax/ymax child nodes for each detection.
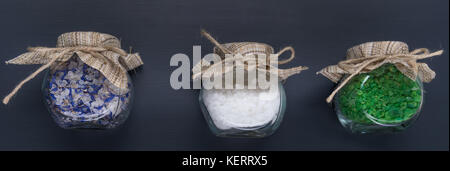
<box><xmin>50</xmin><ymin>94</ymin><xmax>56</xmax><ymax>100</ymax></box>
<box><xmin>61</xmin><ymin>70</ymin><xmax>68</xmax><ymax>80</ymax></box>
<box><xmin>74</xmin><ymin>88</ymin><xmax>82</xmax><ymax>94</ymax></box>
<box><xmin>104</xmin><ymin>95</ymin><xmax>115</xmax><ymax>103</ymax></box>
<box><xmin>94</xmin><ymin>105</ymin><xmax>103</xmax><ymax>110</ymax></box>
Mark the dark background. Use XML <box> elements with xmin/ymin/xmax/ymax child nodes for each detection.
<box><xmin>0</xmin><ymin>0</ymin><xmax>447</xmax><ymax>151</ymax></box>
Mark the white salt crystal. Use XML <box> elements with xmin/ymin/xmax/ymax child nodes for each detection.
<box><xmin>202</xmin><ymin>84</ymin><xmax>281</xmax><ymax>130</ymax></box>
<box><xmin>65</xmin><ymin>70</ymin><xmax>82</xmax><ymax>80</ymax></box>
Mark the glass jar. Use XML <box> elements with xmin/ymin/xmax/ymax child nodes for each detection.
<box><xmin>199</xmin><ymin>81</ymin><xmax>286</xmax><ymax>138</ymax></box>
<box><xmin>41</xmin><ymin>55</ymin><xmax>133</xmax><ymax>129</ymax></box>
<box><xmin>334</xmin><ymin>64</ymin><xmax>423</xmax><ymax>134</ymax></box>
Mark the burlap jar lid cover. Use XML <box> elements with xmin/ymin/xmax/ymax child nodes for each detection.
<box><xmin>192</xmin><ymin>30</ymin><xmax>308</xmax><ymax>81</ymax></box>
<box><xmin>318</xmin><ymin>41</ymin><xmax>443</xmax><ymax>103</ymax></box>
<box><xmin>3</xmin><ymin>32</ymin><xmax>144</xmax><ymax>104</ymax></box>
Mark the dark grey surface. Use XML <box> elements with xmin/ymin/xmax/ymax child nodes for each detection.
<box><xmin>0</xmin><ymin>0</ymin><xmax>448</xmax><ymax>151</ymax></box>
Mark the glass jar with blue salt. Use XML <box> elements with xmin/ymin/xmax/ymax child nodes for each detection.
<box><xmin>194</xmin><ymin>30</ymin><xmax>308</xmax><ymax>137</ymax></box>
<box><xmin>3</xmin><ymin>32</ymin><xmax>143</xmax><ymax>129</ymax></box>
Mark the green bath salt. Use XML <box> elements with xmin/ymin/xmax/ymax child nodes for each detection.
<box><xmin>337</xmin><ymin>64</ymin><xmax>422</xmax><ymax>125</ymax></box>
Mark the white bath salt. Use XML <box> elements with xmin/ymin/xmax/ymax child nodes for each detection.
<box><xmin>202</xmin><ymin>85</ymin><xmax>281</xmax><ymax>130</ymax></box>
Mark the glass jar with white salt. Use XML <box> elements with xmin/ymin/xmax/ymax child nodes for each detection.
<box><xmin>194</xmin><ymin>30</ymin><xmax>307</xmax><ymax>137</ymax></box>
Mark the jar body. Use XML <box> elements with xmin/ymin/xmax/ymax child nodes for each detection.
<box><xmin>199</xmin><ymin>82</ymin><xmax>286</xmax><ymax>138</ymax></box>
<box><xmin>42</xmin><ymin>56</ymin><xmax>133</xmax><ymax>129</ymax></box>
<box><xmin>334</xmin><ymin>64</ymin><xmax>423</xmax><ymax>134</ymax></box>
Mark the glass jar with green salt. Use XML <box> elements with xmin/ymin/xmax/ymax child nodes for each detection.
<box><xmin>318</xmin><ymin>41</ymin><xmax>443</xmax><ymax>134</ymax></box>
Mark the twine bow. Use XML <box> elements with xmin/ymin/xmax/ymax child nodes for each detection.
<box><xmin>318</xmin><ymin>41</ymin><xmax>443</xmax><ymax>103</ymax></box>
<box><xmin>193</xmin><ymin>30</ymin><xmax>308</xmax><ymax>81</ymax></box>
<box><xmin>3</xmin><ymin>32</ymin><xmax>143</xmax><ymax>104</ymax></box>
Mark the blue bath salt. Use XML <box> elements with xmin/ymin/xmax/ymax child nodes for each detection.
<box><xmin>44</xmin><ymin>57</ymin><xmax>131</xmax><ymax>129</ymax></box>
